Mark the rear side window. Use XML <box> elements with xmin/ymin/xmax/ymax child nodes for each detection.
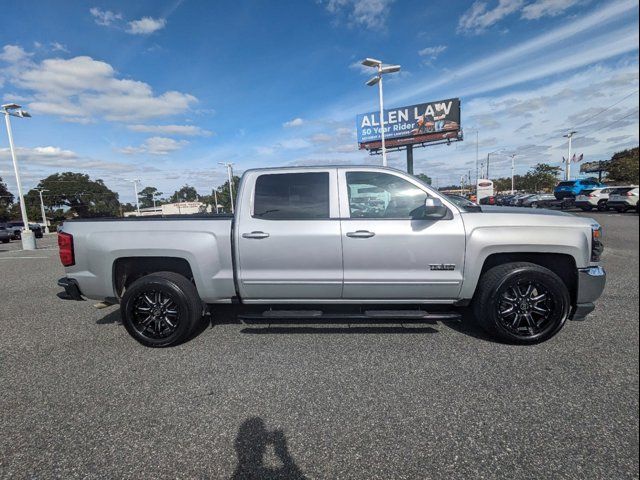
<box><xmin>254</xmin><ymin>172</ymin><xmax>330</xmax><ymax>219</ymax></box>
<box><xmin>612</xmin><ymin>187</ymin><xmax>634</xmax><ymax>195</ymax></box>
<box><xmin>581</xmin><ymin>189</ymin><xmax>595</xmax><ymax>195</ymax></box>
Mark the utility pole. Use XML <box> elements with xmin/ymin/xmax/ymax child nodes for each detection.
<box><xmin>214</xmin><ymin>190</ymin><xmax>219</xmax><ymax>214</ymax></box>
<box><xmin>36</xmin><ymin>188</ymin><xmax>50</xmax><ymax>234</ymax></box>
<box><xmin>219</xmin><ymin>162</ymin><xmax>235</xmax><ymax>213</ymax></box>
<box><xmin>563</xmin><ymin>131</ymin><xmax>577</xmax><ymax>181</ymax></box>
<box><xmin>475</xmin><ymin>130</ymin><xmax>479</xmax><ymax>184</ymax></box>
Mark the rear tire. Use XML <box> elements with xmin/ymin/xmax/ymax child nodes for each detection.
<box><xmin>597</xmin><ymin>200</ymin><xmax>607</xmax><ymax>212</ymax></box>
<box><xmin>473</xmin><ymin>262</ymin><xmax>570</xmax><ymax>344</ymax></box>
<box><xmin>120</xmin><ymin>271</ymin><xmax>203</xmax><ymax>347</ymax></box>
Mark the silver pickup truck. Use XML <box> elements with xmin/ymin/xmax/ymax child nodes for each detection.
<box><xmin>57</xmin><ymin>166</ymin><xmax>606</xmax><ymax>347</ymax></box>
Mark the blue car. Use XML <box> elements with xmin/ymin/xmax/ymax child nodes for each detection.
<box><xmin>554</xmin><ymin>178</ymin><xmax>606</xmax><ymax>200</ymax></box>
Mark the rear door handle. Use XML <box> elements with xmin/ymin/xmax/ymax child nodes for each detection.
<box><xmin>242</xmin><ymin>231</ymin><xmax>270</xmax><ymax>239</ymax></box>
<box><xmin>346</xmin><ymin>230</ymin><xmax>375</xmax><ymax>238</ymax></box>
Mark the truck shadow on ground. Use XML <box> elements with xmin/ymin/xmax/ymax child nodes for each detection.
<box><xmin>96</xmin><ymin>305</ymin><xmax>494</xmax><ymax>342</ymax></box>
<box><xmin>231</xmin><ymin>417</ymin><xmax>307</xmax><ymax>480</ymax></box>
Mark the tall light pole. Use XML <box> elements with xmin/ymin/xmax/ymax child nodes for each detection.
<box><xmin>361</xmin><ymin>58</ymin><xmax>401</xmax><ymax>167</ymax></box>
<box><xmin>219</xmin><ymin>162</ymin><xmax>235</xmax><ymax>213</ymax></box>
<box><xmin>128</xmin><ymin>179</ymin><xmax>141</xmax><ymax>215</ymax></box>
<box><xmin>486</xmin><ymin>149</ymin><xmax>503</xmax><ymax>179</ymax></box>
<box><xmin>510</xmin><ymin>154</ymin><xmax>518</xmax><ymax>193</ymax></box>
<box><xmin>2</xmin><ymin>103</ymin><xmax>35</xmax><ymax>250</ymax></box>
<box><xmin>563</xmin><ymin>131</ymin><xmax>577</xmax><ymax>181</ymax></box>
<box><xmin>36</xmin><ymin>188</ymin><xmax>50</xmax><ymax>234</ymax></box>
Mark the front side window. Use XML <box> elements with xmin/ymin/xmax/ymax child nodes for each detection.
<box><xmin>346</xmin><ymin>171</ymin><xmax>428</xmax><ymax>218</ymax></box>
<box><xmin>254</xmin><ymin>172</ymin><xmax>330</xmax><ymax>219</ymax></box>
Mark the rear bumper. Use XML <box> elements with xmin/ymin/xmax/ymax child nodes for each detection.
<box><xmin>571</xmin><ymin>266</ymin><xmax>606</xmax><ymax>320</ymax></box>
<box><xmin>57</xmin><ymin>277</ymin><xmax>84</xmax><ymax>301</ymax></box>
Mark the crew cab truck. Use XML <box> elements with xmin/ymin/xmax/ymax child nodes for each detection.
<box><xmin>57</xmin><ymin>166</ymin><xmax>606</xmax><ymax>347</ymax></box>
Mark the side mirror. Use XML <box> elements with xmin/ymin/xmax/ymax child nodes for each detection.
<box><xmin>423</xmin><ymin>197</ymin><xmax>448</xmax><ymax>219</ymax></box>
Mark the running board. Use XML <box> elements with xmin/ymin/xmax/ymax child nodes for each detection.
<box><xmin>238</xmin><ymin>309</ymin><xmax>460</xmax><ymax>324</ymax></box>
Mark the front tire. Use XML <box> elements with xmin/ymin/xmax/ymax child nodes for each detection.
<box><xmin>120</xmin><ymin>271</ymin><xmax>203</xmax><ymax>347</ymax></box>
<box><xmin>473</xmin><ymin>262</ymin><xmax>570</xmax><ymax>344</ymax></box>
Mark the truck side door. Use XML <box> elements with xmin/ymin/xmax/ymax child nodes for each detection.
<box><xmin>235</xmin><ymin>169</ymin><xmax>343</xmax><ymax>301</ymax></box>
<box><xmin>339</xmin><ymin>169</ymin><xmax>466</xmax><ymax>300</ymax></box>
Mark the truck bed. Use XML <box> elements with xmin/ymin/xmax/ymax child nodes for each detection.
<box><xmin>60</xmin><ymin>216</ymin><xmax>236</xmax><ymax>303</ymax></box>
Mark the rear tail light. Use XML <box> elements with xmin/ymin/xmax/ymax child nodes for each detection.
<box><xmin>58</xmin><ymin>232</ymin><xmax>75</xmax><ymax>267</ymax></box>
<box><xmin>588</xmin><ymin>194</ymin><xmax>597</xmax><ymax>198</ymax></box>
<box><xmin>626</xmin><ymin>191</ymin><xmax>635</xmax><ymax>196</ymax></box>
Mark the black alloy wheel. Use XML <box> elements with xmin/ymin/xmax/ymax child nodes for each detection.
<box><xmin>474</xmin><ymin>262</ymin><xmax>570</xmax><ymax>344</ymax></box>
<box><xmin>121</xmin><ymin>271</ymin><xmax>203</xmax><ymax>347</ymax></box>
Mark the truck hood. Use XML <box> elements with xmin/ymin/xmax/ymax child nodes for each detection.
<box><xmin>479</xmin><ymin>206</ymin><xmax>574</xmax><ymax>217</ymax></box>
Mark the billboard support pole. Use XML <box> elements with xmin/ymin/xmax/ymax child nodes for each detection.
<box><xmin>377</xmin><ymin>73</ymin><xmax>387</xmax><ymax>167</ymax></box>
<box><xmin>406</xmin><ymin>144</ymin><xmax>414</xmax><ymax>174</ymax></box>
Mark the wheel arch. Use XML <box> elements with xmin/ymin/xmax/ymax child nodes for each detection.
<box><xmin>113</xmin><ymin>256</ymin><xmax>195</xmax><ymax>300</ymax></box>
<box><xmin>473</xmin><ymin>253</ymin><xmax>578</xmax><ymax>304</ymax></box>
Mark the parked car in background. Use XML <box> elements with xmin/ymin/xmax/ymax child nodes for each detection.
<box><xmin>575</xmin><ymin>186</ymin><xmax>623</xmax><ymax>211</ymax></box>
<box><xmin>0</xmin><ymin>224</ymin><xmax>12</xmax><ymax>243</ymax></box>
<box><xmin>510</xmin><ymin>194</ymin><xmax>535</xmax><ymax>207</ymax></box>
<box><xmin>554</xmin><ymin>178</ymin><xmax>606</xmax><ymax>200</ymax></box>
<box><xmin>607</xmin><ymin>186</ymin><xmax>639</xmax><ymax>213</ymax></box>
<box><xmin>495</xmin><ymin>194</ymin><xmax>515</xmax><ymax>206</ymax></box>
<box><xmin>478</xmin><ymin>195</ymin><xmax>496</xmax><ymax>205</ymax></box>
<box><xmin>522</xmin><ymin>194</ymin><xmax>556</xmax><ymax>208</ymax></box>
<box><xmin>5</xmin><ymin>221</ymin><xmax>44</xmax><ymax>239</ymax></box>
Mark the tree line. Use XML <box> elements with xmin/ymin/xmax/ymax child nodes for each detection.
<box><xmin>0</xmin><ymin>172</ymin><xmax>240</xmax><ymax>223</ymax></box>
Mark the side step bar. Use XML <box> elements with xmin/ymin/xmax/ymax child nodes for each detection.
<box><xmin>238</xmin><ymin>309</ymin><xmax>460</xmax><ymax>324</ymax></box>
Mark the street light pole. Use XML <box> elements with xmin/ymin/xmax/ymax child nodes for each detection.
<box><xmin>219</xmin><ymin>162</ymin><xmax>235</xmax><ymax>214</ymax></box>
<box><xmin>2</xmin><ymin>103</ymin><xmax>35</xmax><ymax>250</ymax></box>
<box><xmin>36</xmin><ymin>188</ymin><xmax>50</xmax><ymax>234</ymax></box>
<box><xmin>563</xmin><ymin>131</ymin><xmax>577</xmax><ymax>181</ymax></box>
<box><xmin>129</xmin><ymin>179</ymin><xmax>141</xmax><ymax>215</ymax></box>
<box><xmin>510</xmin><ymin>154</ymin><xmax>517</xmax><ymax>193</ymax></box>
<box><xmin>362</xmin><ymin>58</ymin><xmax>401</xmax><ymax>168</ymax></box>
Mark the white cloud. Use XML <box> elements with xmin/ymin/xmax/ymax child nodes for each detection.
<box><xmin>127</xmin><ymin>124</ymin><xmax>213</xmax><ymax>137</ymax></box>
<box><xmin>1</xmin><ymin>51</ymin><xmax>198</xmax><ymax>123</ymax></box>
<box><xmin>283</xmin><ymin>117</ymin><xmax>304</xmax><ymax>128</ymax></box>
<box><xmin>120</xmin><ymin>137</ymin><xmax>188</xmax><ymax>155</ymax></box>
<box><xmin>279</xmin><ymin>138</ymin><xmax>311</xmax><ymax>149</ymax></box>
<box><xmin>127</xmin><ymin>17</ymin><xmax>167</xmax><ymax>35</ymax></box>
<box><xmin>90</xmin><ymin>7</ymin><xmax>122</xmax><ymax>26</ymax></box>
<box><xmin>50</xmin><ymin>42</ymin><xmax>69</xmax><ymax>53</ymax></box>
<box><xmin>418</xmin><ymin>45</ymin><xmax>448</xmax><ymax>60</ymax></box>
<box><xmin>458</xmin><ymin>0</ymin><xmax>524</xmax><ymax>34</ymax></box>
<box><xmin>0</xmin><ymin>45</ymin><xmax>31</xmax><ymax>63</ymax></box>
<box><xmin>521</xmin><ymin>0</ymin><xmax>581</xmax><ymax>20</ymax></box>
<box><xmin>324</xmin><ymin>0</ymin><xmax>394</xmax><ymax>29</ymax></box>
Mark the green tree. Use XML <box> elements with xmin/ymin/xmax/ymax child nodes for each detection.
<box><xmin>27</xmin><ymin>172</ymin><xmax>120</xmax><ymax>218</ymax></box>
<box><xmin>214</xmin><ymin>176</ymin><xmax>240</xmax><ymax>213</ymax></box>
<box><xmin>0</xmin><ymin>176</ymin><xmax>14</xmax><ymax>221</ymax></box>
<box><xmin>138</xmin><ymin>186</ymin><xmax>164</xmax><ymax>209</ymax></box>
<box><xmin>413</xmin><ymin>173</ymin><xmax>433</xmax><ymax>185</ymax></box>
<box><xmin>170</xmin><ymin>185</ymin><xmax>198</xmax><ymax>203</ymax></box>
<box><xmin>605</xmin><ymin>147</ymin><xmax>639</xmax><ymax>184</ymax></box>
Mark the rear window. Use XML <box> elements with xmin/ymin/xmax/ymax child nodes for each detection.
<box><xmin>254</xmin><ymin>172</ymin><xmax>330</xmax><ymax>219</ymax></box>
<box><xmin>557</xmin><ymin>181</ymin><xmax>576</xmax><ymax>187</ymax></box>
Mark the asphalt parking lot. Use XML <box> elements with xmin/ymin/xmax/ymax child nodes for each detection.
<box><xmin>1</xmin><ymin>211</ymin><xmax>638</xmax><ymax>479</ymax></box>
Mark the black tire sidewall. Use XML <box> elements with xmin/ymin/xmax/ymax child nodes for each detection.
<box><xmin>121</xmin><ymin>276</ymin><xmax>195</xmax><ymax>347</ymax></box>
<box><xmin>484</xmin><ymin>267</ymin><xmax>570</xmax><ymax>344</ymax></box>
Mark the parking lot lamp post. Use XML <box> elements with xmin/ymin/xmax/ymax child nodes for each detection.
<box><xmin>36</xmin><ymin>188</ymin><xmax>50</xmax><ymax>234</ymax></box>
<box><xmin>510</xmin><ymin>154</ymin><xmax>517</xmax><ymax>193</ymax></box>
<box><xmin>219</xmin><ymin>162</ymin><xmax>235</xmax><ymax>214</ymax></box>
<box><xmin>128</xmin><ymin>179</ymin><xmax>141</xmax><ymax>215</ymax></box>
<box><xmin>2</xmin><ymin>103</ymin><xmax>35</xmax><ymax>250</ymax></box>
<box><xmin>563</xmin><ymin>131</ymin><xmax>577</xmax><ymax>180</ymax></box>
<box><xmin>362</xmin><ymin>58</ymin><xmax>401</xmax><ymax>168</ymax></box>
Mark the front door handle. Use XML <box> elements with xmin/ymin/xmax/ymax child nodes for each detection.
<box><xmin>346</xmin><ymin>230</ymin><xmax>375</xmax><ymax>238</ymax></box>
<box><xmin>242</xmin><ymin>231</ymin><xmax>270</xmax><ymax>239</ymax></box>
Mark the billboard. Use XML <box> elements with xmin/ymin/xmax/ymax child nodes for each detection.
<box><xmin>357</xmin><ymin>98</ymin><xmax>461</xmax><ymax>150</ymax></box>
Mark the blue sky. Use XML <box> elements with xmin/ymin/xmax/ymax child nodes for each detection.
<box><xmin>1</xmin><ymin>0</ymin><xmax>638</xmax><ymax>201</ymax></box>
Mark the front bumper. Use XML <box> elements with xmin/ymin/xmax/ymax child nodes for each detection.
<box><xmin>57</xmin><ymin>277</ymin><xmax>84</xmax><ymax>301</ymax></box>
<box><xmin>571</xmin><ymin>266</ymin><xmax>606</xmax><ymax>320</ymax></box>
